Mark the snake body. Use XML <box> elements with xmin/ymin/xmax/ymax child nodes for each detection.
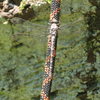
<box><xmin>40</xmin><ymin>0</ymin><xmax>61</xmax><ymax>100</ymax></box>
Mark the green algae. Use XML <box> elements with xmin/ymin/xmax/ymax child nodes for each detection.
<box><xmin>0</xmin><ymin>0</ymin><xmax>100</xmax><ymax>100</ymax></box>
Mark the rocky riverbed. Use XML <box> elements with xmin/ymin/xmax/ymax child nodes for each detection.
<box><xmin>0</xmin><ymin>0</ymin><xmax>47</xmax><ymax>19</ymax></box>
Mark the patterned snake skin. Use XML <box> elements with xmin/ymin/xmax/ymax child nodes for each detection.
<box><xmin>40</xmin><ymin>0</ymin><xmax>61</xmax><ymax>100</ymax></box>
